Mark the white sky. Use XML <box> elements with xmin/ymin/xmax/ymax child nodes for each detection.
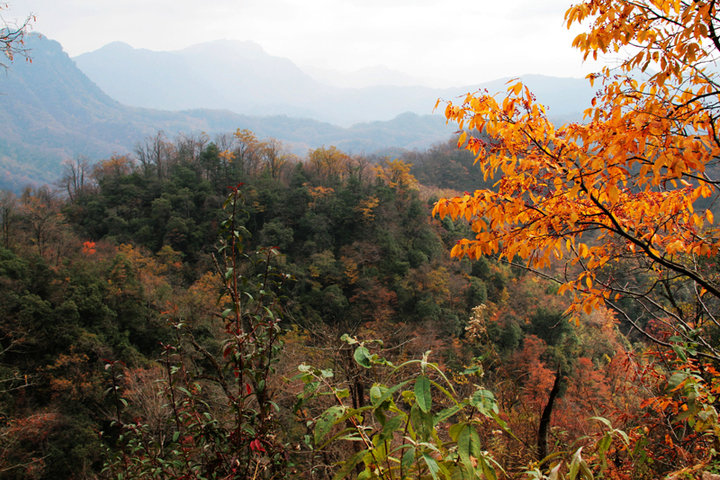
<box><xmin>4</xmin><ymin>0</ymin><xmax>603</xmax><ymax>87</ymax></box>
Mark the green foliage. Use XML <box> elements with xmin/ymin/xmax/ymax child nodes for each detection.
<box><xmin>526</xmin><ymin>309</ymin><xmax>571</xmax><ymax>348</ymax></box>
<box><xmin>259</xmin><ymin>218</ymin><xmax>294</xmax><ymax>252</ymax></box>
<box><xmin>405</xmin><ymin>138</ymin><xmax>495</xmax><ymax>193</ymax></box>
<box><xmin>466</xmin><ymin>276</ymin><xmax>488</xmax><ymax>308</ymax></box>
<box><xmin>295</xmin><ymin>336</ymin><xmax>505</xmax><ymax>480</ymax></box>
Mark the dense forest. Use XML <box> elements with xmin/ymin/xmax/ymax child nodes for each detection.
<box><xmin>0</xmin><ymin>128</ymin><xmax>709</xmax><ymax>479</ymax></box>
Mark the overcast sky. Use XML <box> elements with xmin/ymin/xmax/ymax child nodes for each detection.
<box><xmin>4</xmin><ymin>0</ymin><xmax>604</xmax><ymax>87</ymax></box>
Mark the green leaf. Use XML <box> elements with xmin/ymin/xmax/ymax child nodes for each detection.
<box><xmin>176</xmin><ymin>386</ymin><xmax>191</xmax><ymax>396</ymax></box>
<box><xmin>470</xmin><ymin>388</ymin><xmax>499</xmax><ymax>416</ymax></box>
<box><xmin>434</xmin><ymin>405</ymin><xmax>461</xmax><ymax>426</ymax></box>
<box><xmin>314</xmin><ymin>405</ymin><xmax>345</xmax><ymax>445</ymax></box>
<box><xmin>568</xmin><ymin>447</ymin><xmax>592</xmax><ymax>480</ymax></box>
<box><xmin>340</xmin><ymin>333</ymin><xmax>357</xmax><ymax>345</ymax></box>
<box><xmin>548</xmin><ymin>462</ymin><xmax>562</xmax><ymax>480</ymax></box>
<box><xmin>591</xmin><ymin>416</ymin><xmax>612</xmax><ymax>429</ymax></box>
<box><xmin>597</xmin><ymin>434</ymin><xmax>611</xmax><ymax>459</ymax></box>
<box><xmin>479</xmin><ymin>456</ymin><xmax>498</xmax><ymax>480</ymax></box>
<box><xmin>415</xmin><ymin>375</ymin><xmax>432</xmax><ymax>413</ymax></box>
<box><xmin>421</xmin><ymin>453</ymin><xmax>440</xmax><ymax>480</ymax></box>
<box><xmin>461</xmin><ymin>363</ymin><xmax>484</xmax><ymax>376</ymax></box>
<box><xmin>568</xmin><ymin>455</ymin><xmax>580</xmax><ymax>479</ymax></box>
<box><xmin>410</xmin><ymin>405</ymin><xmax>434</xmax><ymax>442</ymax></box>
<box><xmin>370</xmin><ymin>384</ymin><xmax>383</xmax><ymax>404</ymax></box>
<box><xmin>379</xmin><ymin>415</ymin><xmax>404</xmax><ymax>441</ymax></box>
<box><xmin>457</xmin><ymin>424</ymin><xmax>482</xmax><ymax>468</ymax></box>
<box><xmin>357</xmin><ymin>469</ymin><xmax>372</xmax><ymax>480</ymax></box>
<box><xmin>354</xmin><ymin>346</ymin><xmax>372</xmax><ymax>368</ymax></box>
<box><xmin>401</xmin><ymin>446</ymin><xmax>416</xmax><ymax>471</ymax></box>
<box><xmin>224</xmin><ymin>267</ymin><xmax>234</xmax><ymax>280</ymax></box>
<box><xmin>579</xmin><ymin>461</ymin><xmax>594</xmax><ymax>480</ymax></box>
<box><xmin>615</xmin><ymin>428</ymin><xmax>630</xmax><ymax>445</ymax></box>
<box><xmin>667</xmin><ymin>371</ymin><xmax>690</xmax><ymax>390</ymax></box>
<box><xmin>449</xmin><ymin>422</ymin><xmax>465</xmax><ymax>442</ymax></box>
<box><xmin>370</xmin><ymin>380</ymin><xmax>410</xmax><ymax>407</ymax></box>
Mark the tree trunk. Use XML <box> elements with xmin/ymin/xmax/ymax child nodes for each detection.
<box><xmin>537</xmin><ymin>368</ymin><xmax>563</xmax><ymax>462</ymax></box>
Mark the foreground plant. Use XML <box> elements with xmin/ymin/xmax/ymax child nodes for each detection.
<box><xmin>295</xmin><ymin>334</ymin><xmax>505</xmax><ymax>480</ymax></box>
<box><xmin>102</xmin><ymin>185</ymin><xmax>289</xmax><ymax>479</ymax></box>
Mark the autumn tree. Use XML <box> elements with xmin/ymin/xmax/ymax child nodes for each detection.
<box><xmin>375</xmin><ymin>159</ymin><xmax>418</xmax><ymax>192</ymax></box>
<box><xmin>91</xmin><ymin>155</ymin><xmax>135</xmax><ymax>183</ymax></box>
<box><xmin>174</xmin><ymin>132</ymin><xmax>208</xmax><ymax>167</ymax></box>
<box><xmin>435</xmin><ymin>0</ymin><xmax>720</xmax><ymax>362</ymax></box>
<box><xmin>135</xmin><ymin>132</ymin><xmax>174</xmax><ymax>179</ymax></box>
<box><xmin>19</xmin><ymin>186</ymin><xmax>64</xmax><ymax>258</ymax></box>
<box><xmin>263</xmin><ymin>138</ymin><xmax>294</xmax><ymax>180</ymax></box>
<box><xmin>433</xmin><ymin>1</ymin><xmax>720</xmax><ymax>473</ymax></box>
<box><xmin>224</xmin><ymin>129</ymin><xmax>270</xmax><ymax>179</ymax></box>
<box><xmin>59</xmin><ymin>156</ymin><xmax>93</xmax><ymax>202</ymax></box>
<box><xmin>306</xmin><ymin>146</ymin><xmax>352</xmax><ymax>185</ymax></box>
<box><xmin>0</xmin><ymin>190</ymin><xmax>16</xmax><ymax>249</ymax></box>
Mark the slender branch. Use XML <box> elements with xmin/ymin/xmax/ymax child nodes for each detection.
<box><xmin>581</xmin><ymin>184</ymin><xmax>720</xmax><ymax>300</ymax></box>
<box><xmin>708</xmin><ymin>0</ymin><xmax>720</xmax><ymax>54</ymax></box>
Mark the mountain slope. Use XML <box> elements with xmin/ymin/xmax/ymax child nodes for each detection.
<box><xmin>74</xmin><ymin>40</ymin><xmax>328</xmax><ymax>119</ymax></box>
<box><xmin>0</xmin><ymin>34</ymin><xmax>453</xmax><ymax>191</ymax></box>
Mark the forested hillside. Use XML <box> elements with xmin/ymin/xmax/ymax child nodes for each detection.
<box><xmin>4</xmin><ymin>0</ymin><xmax>720</xmax><ymax>477</ymax></box>
<box><xmin>0</xmin><ymin>129</ymin><xmax>706</xmax><ymax>479</ymax></box>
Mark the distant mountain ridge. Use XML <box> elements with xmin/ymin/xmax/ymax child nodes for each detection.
<box><xmin>0</xmin><ymin>34</ymin><xmax>455</xmax><ymax>191</ymax></box>
<box><xmin>73</xmin><ymin>40</ymin><xmax>597</xmax><ymax>126</ymax></box>
<box><xmin>74</xmin><ymin>39</ymin><xmax>326</xmax><ymax>120</ymax></box>
<box><xmin>302</xmin><ymin>64</ymin><xmax>432</xmax><ymax>89</ymax></box>
<box><xmin>0</xmin><ymin>34</ymin><xmax>598</xmax><ymax>192</ymax></box>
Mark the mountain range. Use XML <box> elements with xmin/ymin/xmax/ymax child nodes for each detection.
<box><xmin>0</xmin><ymin>34</ymin><xmax>597</xmax><ymax>191</ymax></box>
<box><xmin>74</xmin><ymin>39</ymin><xmax>597</xmax><ymax>126</ymax></box>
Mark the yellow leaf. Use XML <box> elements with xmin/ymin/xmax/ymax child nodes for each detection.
<box><xmin>457</xmin><ymin>131</ymin><xmax>467</xmax><ymax>148</ymax></box>
<box><xmin>607</xmin><ymin>184</ymin><xmax>619</xmax><ymax>203</ymax></box>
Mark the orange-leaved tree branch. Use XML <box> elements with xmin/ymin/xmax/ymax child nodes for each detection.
<box><xmin>434</xmin><ymin>0</ymin><xmax>720</xmax><ymax>360</ymax></box>
<box><xmin>0</xmin><ymin>3</ymin><xmax>34</xmax><ymax>69</ymax></box>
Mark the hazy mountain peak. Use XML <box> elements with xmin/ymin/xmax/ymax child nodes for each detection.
<box><xmin>96</xmin><ymin>41</ymin><xmax>134</xmax><ymax>52</ymax></box>
<box><xmin>22</xmin><ymin>32</ymin><xmax>63</xmax><ymax>55</ymax></box>
<box><xmin>179</xmin><ymin>39</ymin><xmax>267</xmax><ymax>59</ymax></box>
<box><xmin>70</xmin><ymin>36</ymin><xmax>596</xmax><ymax>127</ymax></box>
<box><xmin>304</xmin><ymin>64</ymin><xmax>431</xmax><ymax>88</ymax></box>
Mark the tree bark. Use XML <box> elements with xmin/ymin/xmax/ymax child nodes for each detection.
<box><xmin>537</xmin><ymin>367</ymin><xmax>563</xmax><ymax>462</ymax></box>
